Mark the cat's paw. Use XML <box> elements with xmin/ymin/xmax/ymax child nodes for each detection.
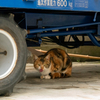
<box><xmin>40</xmin><ymin>75</ymin><xmax>51</xmax><ymax>79</ymax></box>
<box><xmin>44</xmin><ymin>75</ymin><xmax>51</xmax><ymax>79</ymax></box>
<box><xmin>40</xmin><ymin>75</ymin><xmax>44</xmax><ymax>79</ymax></box>
<box><xmin>51</xmin><ymin>73</ymin><xmax>61</xmax><ymax>79</ymax></box>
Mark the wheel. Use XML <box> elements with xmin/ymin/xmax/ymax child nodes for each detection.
<box><xmin>0</xmin><ymin>14</ymin><xmax>27</xmax><ymax>95</ymax></box>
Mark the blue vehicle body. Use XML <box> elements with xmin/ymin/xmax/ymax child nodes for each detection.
<box><xmin>0</xmin><ymin>0</ymin><xmax>100</xmax><ymax>48</ymax></box>
<box><xmin>0</xmin><ymin>0</ymin><xmax>100</xmax><ymax>12</ymax></box>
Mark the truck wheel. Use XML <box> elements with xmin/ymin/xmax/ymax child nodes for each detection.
<box><xmin>0</xmin><ymin>14</ymin><xmax>27</xmax><ymax>96</ymax></box>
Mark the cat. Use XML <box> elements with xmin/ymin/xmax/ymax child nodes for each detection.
<box><xmin>33</xmin><ymin>48</ymin><xmax>72</xmax><ymax>79</ymax></box>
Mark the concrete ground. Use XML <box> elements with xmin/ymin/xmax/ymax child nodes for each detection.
<box><xmin>1</xmin><ymin>62</ymin><xmax>100</xmax><ymax>100</ymax></box>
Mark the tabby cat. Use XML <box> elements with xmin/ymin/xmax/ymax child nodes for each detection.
<box><xmin>34</xmin><ymin>48</ymin><xmax>72</xmax><ymax>79</ymax></box>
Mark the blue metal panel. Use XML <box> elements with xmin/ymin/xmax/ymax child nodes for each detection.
<box><xmin>0</xmin><ymin>0</ymin><xmax>100</xmax><ymax>12</ymax></box>
<box><xmin>26</xmin><ymin>13</ymin><xmax>94</xmax><ymax>27</ymax></box>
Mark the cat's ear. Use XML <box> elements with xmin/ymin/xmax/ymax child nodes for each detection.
<box><xmin>34</xmin><ymin>55</ymin><xmax>38</xmax><ymax>60</ymax></box>
<box><xmin>45</xmin><ymin>54</ymin><xmax>50</xmax><ymax>60</ymax></box>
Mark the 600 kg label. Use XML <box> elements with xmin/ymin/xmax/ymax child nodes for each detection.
<box><xmin>57</xmin><ymin>0</ymin><xmax>67</xmax><ymax>7</ymax></box>
<box><xmin>38</xmin><ymin>0</ymin><xmax>72</xmax><ymax>7</ymax></box>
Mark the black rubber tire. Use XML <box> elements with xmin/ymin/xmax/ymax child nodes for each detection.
<box><xmin>0</xmin><ymin>14</ymin><xmax>27</xmax><ymax>96</ymax></box>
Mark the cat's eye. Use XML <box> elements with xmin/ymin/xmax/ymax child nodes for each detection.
<box><xmin>44</xmin><ymin>64</ymin><xmax>49</xmax><ymax>68</ymax></box>
<box><xmin>44</xmin><ymin>64</ymin><xmax>46</xmax><ymax>67</ymax></box>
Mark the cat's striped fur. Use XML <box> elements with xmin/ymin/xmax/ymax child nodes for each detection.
<box><xmin>34</xmin><ymin>48</ymin><xmax>72</xmax><ymax>79</ymax></box>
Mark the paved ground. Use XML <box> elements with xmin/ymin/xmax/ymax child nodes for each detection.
<box><xmin>1</xmin><ymin>62</ymin><xmax>100</xmax><ymax>100</ymax></box>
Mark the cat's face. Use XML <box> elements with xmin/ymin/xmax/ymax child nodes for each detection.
<box><xmin>34</xmin><ymin>55</ymin><xmax>51</xmax><ymax>72</ymax></box>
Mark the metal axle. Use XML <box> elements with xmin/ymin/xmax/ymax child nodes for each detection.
<box><xmin>0</xmin><ymin>51</ymin><xmax>7</xmax><ymax>55</ymax></box>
